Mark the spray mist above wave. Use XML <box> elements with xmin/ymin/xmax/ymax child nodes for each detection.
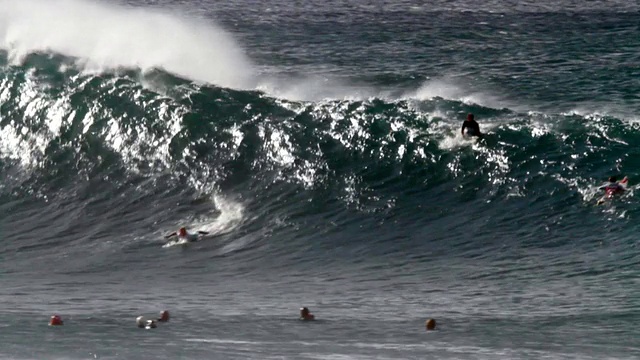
<box><xmin>407</xmin><ymin>78</ymin><xmax>519</xmax><ymax>111</ymax></box>
<box><xmin>0</xmin><ymin>0</ymin><xmax>384</xmax><ymax>101</ymax></box>
<box><xmin>0</xmin><ymin>0</ymin><xmax>494</xmax><ymax>103</ymax></box>
<box><xmin>0</xmin><ymin>0</ymin><xmax>255</xmax><ymax>89</ymax></box>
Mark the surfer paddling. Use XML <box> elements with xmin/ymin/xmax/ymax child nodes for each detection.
<box><xmin>299</xmin><ymin>307</ymin><xmax>315</xmax><ymax>321</ymax></box>
<box><xmin>597</xmin><ymin>176</ymin><xmax>628</xmax><ymax>205</ymax></box>
<box><xmin>461</xmin><ymin>113</ymin><xmax>483</xmax><ymax>138</ymax></box>
<box><xmin>165</xmin><ymin>227</ymin><xmax>209</xmax><ymax>242</ymax></box>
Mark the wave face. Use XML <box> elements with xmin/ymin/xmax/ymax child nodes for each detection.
<box><xmin>0</xmin><ymin>1</ymin><xmax>639</xmax><ymax>359</ymax></box>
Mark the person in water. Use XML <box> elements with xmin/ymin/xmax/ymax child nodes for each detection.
<box><xmin>299</xmin><ymin>307</ymin><xmax>315</xmax><ymax>321</ymax></box>
<box><xmin>599</xmin><ymin>176</ymin><xmax>627</xmax><ymax>196</ymax></box>
<box><xmin>157</xmin><ymin>310</ymin><xmax>170</xmax><ymax>322</ymax></box>
<box><xmin>165</xmin><ymin>227</ymin><xmax>209</xmax><ymax>242</ymax></box>
<box><xmin>461</xmin><ymin>113</ymin><xmax>482</xmax><ymax>138</ymax></box>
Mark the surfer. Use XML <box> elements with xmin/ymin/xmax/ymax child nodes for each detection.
<box><xmin>157</xmin><ymin>310</ymin><xmax>170</xmax><ymax>322</ymax></box>
<box><xmin>425</xmin><ymin>318</ymin><xmax>436</xmax><ymax>331</ymax></box>
<box><xmin>599</xmin><ymin>176</ymin><xmax>627</xmax><ymax>196</ymax></box>
<box><xmin>461</xmin><ymin>113</ymin><xmax>482</xmax><ymax>138</ymax></box>
<box><xmin>299</xmin><ymin>307</ymin><xmax>315</xmax><ymax>321</ymax></box>
<box><xmin>596</xmin><ymin>176</ymin><xmax>628</xmax><ymax>205</ymax></box>
<box><xmin>165</xmin><ymin>227</ymin><xmax>209</xmax><ymax>242</ymax></box>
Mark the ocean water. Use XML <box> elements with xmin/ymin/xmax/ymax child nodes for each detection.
<box><xmin>0</xmin><ymin>0</ymin><xmax>639</xmax><ymax>358</ymax></box>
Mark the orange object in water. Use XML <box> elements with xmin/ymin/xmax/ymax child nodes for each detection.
<box><xmin>49</xmin><ymin>315</ymin><xmax>63</xmax><ymax>326</ymax></box>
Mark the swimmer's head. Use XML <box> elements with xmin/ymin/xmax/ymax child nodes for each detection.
<box><xmin>467</xmin><ymin>113</ymin><xmax>474</xmax><ymax>121</ymax></box>
<box><xmin>179</xmin><ymin>227</ymin><xmax>187</xmax><ymax>236</ymax></box>
<box><xmin>300</xmin><ymin>307</ymin><xmax>315</xmax><ymax>320</ymax></box>
<box><xmin>609</xmin><ymin>176</ymin><xmax>617</xmax><ymax>182</ymax></box>
<box><xmin>425</xmin><ymin>318</ymin><xmax>436</xmax><ymax>331</ymax></box>
<box><xmin>159</xmin><ymin>310</ymin><xmax>170</xmax><ymax>322</ymax></box>
<box><xmin>49</xmin><ymin>315</ymin><xmax>63</xmax><ymax>326</ymax></box>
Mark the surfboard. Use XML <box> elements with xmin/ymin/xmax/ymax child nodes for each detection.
<box><xmin>620</xmin><ymin>176</ymin><xmax>628</xmax><ymax>188</ymax></box>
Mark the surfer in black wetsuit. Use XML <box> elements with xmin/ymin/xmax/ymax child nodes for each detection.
<box><xmin>461</xmin><ymin>113</ymin><xmax>482</xmax><ymax>138</ymax></box>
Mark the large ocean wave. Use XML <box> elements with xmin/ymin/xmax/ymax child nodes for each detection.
<box><xmin>1</xmin><ymin>50</ymin><xmax>639</xmax><ymax>255</ymax></box>
<box><xmin>1</xmin><ymin>0</ymin><xmax>639</xmax><ymax>279</ymax></box>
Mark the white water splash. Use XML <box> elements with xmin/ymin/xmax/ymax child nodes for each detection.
<box><xmin>409</xmin><ymin>78</ymin><xmax>515</xmax><ymax>110</ymax></box>
<box><xmin>0</xmin><ymin>0</ymin><xmax>255</xmax><ymax>89</ymax></box>
<box><xmin>162</xmin><ymin>194</ymin><xmax>245</xmax><ymax>248</ymax></box>
<box><xmin>201</xmin><ymin>194</ymin><xmax>245</xmax><ymax>235</ymax></box>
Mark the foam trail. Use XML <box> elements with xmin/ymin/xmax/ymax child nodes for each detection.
<box><xmin>201</xmin><ymin>195</ymin><xmax>245</xmax><ymax>235</ymax></box>
<box><xmin>0</xmin><ymin>0</ymin><xmax>255</xmax><ymax>89</ymax></box>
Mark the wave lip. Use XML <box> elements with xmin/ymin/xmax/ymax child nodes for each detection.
<box><xmin>0</xmin><ymin>0</ymin><xmax>255</xmax><ymax>89</ymax></box>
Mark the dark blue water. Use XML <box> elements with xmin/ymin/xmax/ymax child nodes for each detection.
<box><xmin>0</xmin><ymin>0</ymin><xmax>639</xmax><ymax>359</ymax></box>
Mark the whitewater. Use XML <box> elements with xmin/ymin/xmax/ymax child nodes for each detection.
<box><xmin>0</xmin><ymin>0</ymin><xmax>639</xmax><ymax>359</ymax></box>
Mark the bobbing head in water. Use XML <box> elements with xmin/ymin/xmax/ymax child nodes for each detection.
<box><xmin>49</xmin><ymin>315</ymin><xmax>63</xmax><ymax>326</ymax></box>
<box><xmin>425</xmin><ymin>318</ymin><xmax>436</xmax><ymax>331</ymax></box>
<box><xmin>299</xmin><ymin>307</ymin><xmax>315</xmax><ymax>321</ymax></box>
<box><xmin>158</xmin><ymin>310</ymin><xmax>170</xmax><ymax>322</ymax></box>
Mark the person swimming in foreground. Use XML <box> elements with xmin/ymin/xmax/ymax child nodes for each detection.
<box><xmin>461</xmin><ymin>113</ymin><xmax>483</xmax><ymax>138</ymax></box>
<box><xmin>597</xmin><ymin>176</ymin><xmax>628</xmax><ymax>204</ymax></box>
<box><xmin>299</xmin><ymin>307</ymin><xmax>315</xmax><ymax>321</ymax></box>
<box><xmin>165</xmin><ymin>227</ymin><xmax>209</xmax><ymax>242</ymax></box>
<box><xmin>599</xmin><ymin>176</ymin><xmax>627</xmax><ymax>197</ymax></box>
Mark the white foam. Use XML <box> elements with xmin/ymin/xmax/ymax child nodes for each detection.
<box><xmin>162</xmin><ymin>195</ymin><xmax>244</xmax><ymax>247</ymax></box>
<box><xmin>408</xmin><ymin>78</ymin><xmax>514</xmax><ymax>110</ymax></box>
<box><xmin>0</xmin><ymin>0</ymin><xmax>387</xmax><ymax>102</ymax></box>
<box><xmin>411</xmin><ymin>79</ymin><xmax>467</xmax><ymax>101</ymax></box>
<box><xmin>201</xmin><ymin>194</ymin><xmax>245</xmax><ymax>235</ymax></box>
<box><xmin>438</xmin><ymin>132</ymin><xmax>478</xmax><ymax>150</ymax></box>
<box><xmin>0</xmin><ymin>0</ymin><xmax>255</xmax><ymax>89</ymax></box>
<box><xmin>256</xmin><ymin>75</ymin><xmax>376</xmax><ymax>102</ymax></box>
<box><xmin>0</xmin><ymin>0</ymin><xmax>524</xmax><ymax>104</ymax></box>
<box><xmin>0</xmin><ymin>70</ymin><xmax>56</xmax><ymax>168</ymax></box>
<box><xmin>162</xmin><ymin>237</ymin><xmax>190</xmax><ymax>248</ymax></box>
